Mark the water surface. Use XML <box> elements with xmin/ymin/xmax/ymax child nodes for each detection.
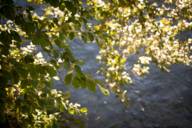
<box><xmin>56</xmin><ymin>40</ymin><xmax>192</xmax><ymax>128</ymax></box>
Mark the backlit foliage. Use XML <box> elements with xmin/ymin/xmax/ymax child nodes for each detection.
<box><xmin>0</xmin><ymin>0</ymin><xmax>191</xmax><ymax>127</ymax></box>
<box><xmin>90</xmin><ymin>0</ymin><xmax>192</xmax><ymax>102</ymax></box>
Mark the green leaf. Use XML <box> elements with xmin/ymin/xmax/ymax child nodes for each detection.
<box><xmin>98</xmin><ymin>84</ymin><xmax>110</xmax><ymax>96</ymax></box>
<box><xmin>12</xmin><ymin>69</ymin><xmax>19</xmax><ymax>83</ymax></box>
<box><xmin>33</xmin><ymin>36</ymin><xmax>49</xmax><ymax>47</ymax></box>
<box><xmin>62</xmin><ymin>91</ymin><xmax>71</xmax><ymax>100</ymax></box>
<box><xmin>68</xmin><ymin>108</ymin><xmax>75</xmax><ymax>115</ymax></box>
<box><xmin>47</xmin><ymin>66</ymin><xmax>57</xmax><ymax>77</ymax></box>
<box><xmin>85</xmin><ymin>78</ymin><xmax>96</xmax><ymax>92</ymax></box>
<box><xmin>45</xmin><ymin>0</ymin><xmax>60</xmax><ymax>7</ymax></box>
<box><xmin>74</xmin><ymin>65</ymin><xmax>83</xmax><ymax>76</ymax></box>
<box><xmin>72</xmin><ymin>75</ymin><xmax>80</xmax><ymax>88</ymax></box>
<box><xmin>64</xmin><ymin>1</ymin><xmax>76</xmax><ymax>14</ymax></box>
<box><xmin>25</xmin><ymin>22</ymin><xmax>36</xmax><ymax>34</ymax></box>
<box><xmin>80</xmin><ymin>107</ymin><xmax>88</xmax><ymax>113</ymax></box>
<box><xmin>23</xmin><ymin>55</ymin><xmax>34</xmax><ymax>64</ymax></box>
<box><xmin>77</xmin><ymin>75</ymin><xmax>86</xmax><ymax>88</ymax></box>
<box><xmin>69</xmin><ymin>32</ymin><xmax>75</xmax><ymax>40</ymax></box>
<box><xmin>64</xmin><ymin>71</ymin><xmax>73</xmax><ymax>85</ymax></box>
<box><xmin>0</xmin><ymin>5</ymin><xmax>15</xmax><ymax>20</ymax></box>
<box><xmin>82</xmin><ymin>34</ymin><xmax>87</xmax><ymax>43</ymax></box>
<box><xmin>11</xmin><ymin>31</ymin><xmax>21</xmax><ymax>43</ymax></box>
<box><xmin>55</xmin><ymin>38</ymin><xmax>66</xmax><ymax>48</ymax></box>
<box><xmin>88</xmin><ymin>32</ymin><xmax>94</xmax><ymax>41</ymax></box>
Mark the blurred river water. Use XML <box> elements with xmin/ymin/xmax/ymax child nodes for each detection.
<box><xmin>55</xmin><ymin>40</ymin><xmax>192</xmax><ymax>128</ymax></box>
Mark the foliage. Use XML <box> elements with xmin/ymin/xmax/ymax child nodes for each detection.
<box><xmin>0</xmin><ymin>0</ymin><xmax>90</xmax><ymax>127</ymax></box>
<box><xmin>91</xmin><ymin>0</ymin><xmax>192</xmax><ymax>103</ymax></box>
<box><xmin>0</xmin><ymin>0</ymin><xmax>191</xmax><ymax>128</ymax></box>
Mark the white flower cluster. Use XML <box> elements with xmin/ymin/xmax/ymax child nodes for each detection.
<box><xmin>20</xmin><ymin>42</ymin><xmax>36</xmax><ymax>55</ymax></box>
<box><xmin>34</xmin><ymin>52</ymin><xmax>48</xmax><ymax>65</ymax></box>
<box><xmin>132</xmin><ymin>64</ymin><xmax>150</xmax><ymax>76</ymax></box>
<box><xmin>0</xmin><ymin>20</ymin><xmax>27</xmax><ymax>37</ymax></box>
<box><xmin>138</xmin><ymin>56</ymin><xmax>152</xmax><ymax>65</ymax></box>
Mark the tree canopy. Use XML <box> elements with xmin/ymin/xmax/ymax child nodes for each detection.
<box><xmin>0</xmin><ymin>0</ymin><xmax>191</xmax><ymax>128</ymax></box>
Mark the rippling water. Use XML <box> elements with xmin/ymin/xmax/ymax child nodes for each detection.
<box><xmin>55</xmin><ymin>39</ymin><xmax>192</xmax><ymax>128</ymax></box>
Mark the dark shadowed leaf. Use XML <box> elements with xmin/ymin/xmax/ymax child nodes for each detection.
<box><xmin>64</xmin><ymin>1</ymin><xmax>76</xmax><ymax>14</ymax></box>
<box><xmin>85</xmin><ymin>78</ymin><xmax>96</xmax><ymax>92</ymax></box>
